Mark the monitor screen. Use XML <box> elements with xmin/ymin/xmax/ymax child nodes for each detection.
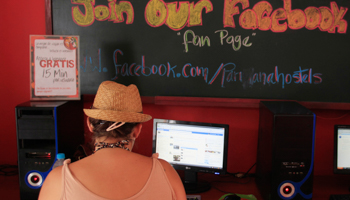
<box><xmin>334</xmin><ymin>125</ymin><xmax>350</xmax><ymax>174</ymax></box>
<box><xmin>152</xmin><ymin>118</ymin><xmax>229</xmax><ymax>193</ymax></box>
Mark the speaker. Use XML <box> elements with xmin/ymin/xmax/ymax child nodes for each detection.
<box><xmin>255</xmin><ymin>101</ymin><xmax>316</xmax><ymax>200</ymax></box>
<box><xmin>16</xmin><ymin>100</ymin><xmax>84</xmax><ymax>200</ymax></box>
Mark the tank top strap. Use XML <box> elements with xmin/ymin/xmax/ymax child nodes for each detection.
<box><xmin>63</xmin><ymin>159</ymin><xmax>71</xmax><ymax>165</ymax></box>
<box><xmin>151</xmin><ymin>153</ymin><xmax>159</xmax><ymax>159</ymax></box>
<box><xmin>150</xmin><ymin>153</ymin><xmax>177</xmax><ymax>200</ymax></box>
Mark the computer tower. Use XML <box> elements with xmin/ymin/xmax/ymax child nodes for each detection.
<box><xmin>16</xmin><ymin>100</ymin><xmax>84</xmax><ymax>200</ymax></box>
<box><xmin>256</xmin><ymin>101</ymin><xmax>316</xmax><ymax>200</ymax></box>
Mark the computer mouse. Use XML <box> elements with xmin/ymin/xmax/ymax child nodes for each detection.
<box><xmin>224</xmin><ymin>194</ymin><xmax>241</xmax><ymax>200</ymax></box>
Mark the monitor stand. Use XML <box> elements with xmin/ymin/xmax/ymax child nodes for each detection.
<box><xmin>183</xmin><ymin>171</ymin><xmax>211</xmax><ymax>194</ymax></box>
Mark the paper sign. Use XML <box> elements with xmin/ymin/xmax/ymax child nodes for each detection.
<box><xmin>30</xmin><ymin>35</ymin><xmax>80</xmax><ymax>100</ymax></box>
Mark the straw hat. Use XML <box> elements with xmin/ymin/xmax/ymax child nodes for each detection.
<box><xmin>83</xmin><ymin>81</ymin><xmax>152</xmax><ymax>123</ymax></box>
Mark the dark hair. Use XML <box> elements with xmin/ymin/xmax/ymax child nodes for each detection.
<box><xmin>88</xmin><ymin>117</ymin><xmax>139</xmax><ymax>140</ymax></box>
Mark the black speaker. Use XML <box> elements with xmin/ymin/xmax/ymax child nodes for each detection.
<box><xmin>256</xmin><ymin>101</ymin><xmax>316</xmax><ymax>200</ymax></box>
<box><xmin>16</xmin><ymin>100</ymin><xmax>84</xmax><ymax>200</ymax></box>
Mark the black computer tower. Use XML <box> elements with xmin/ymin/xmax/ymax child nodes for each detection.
<box><xmin>16</xmin><ymin>100</ymin><xmax>84</xmax><ymax>200</ymax></box>
<box><xmin>256</xmin><ymin>101</ymin><xmax>316</xmax><ymax>200</ymax></box>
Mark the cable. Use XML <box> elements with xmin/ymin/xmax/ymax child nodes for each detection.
<box><xmin>207</xmin><ymin>162</ymin><xmax>257</xmax><ymax>195</ymax></box>
<box><xmin>227</xmin><ymin>162</ymin><xmax>256</xmax><ymax>178</ymax></box>
<box><xmin>243</xmin><ymin>162</ymin><xmax>256</xmax><ymax>177</ymax></box>
<box><xmin>0</xmin><ymin>164</ymin><xmax>18</xmax><ymax>176</ymax></box>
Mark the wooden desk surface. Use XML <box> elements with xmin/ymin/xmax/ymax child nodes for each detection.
<box><xmin>1</xmin><ymin>174</ymin><xmax>349</xmax><ymax>200</ymax></box>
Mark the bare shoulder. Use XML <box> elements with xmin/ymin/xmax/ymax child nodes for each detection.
<box><xmin>158</xmin><ymin>159</ymin><xmax>175</xmax><ymax>173</ymax></box>
<box><xmin>38</xmin><ymin>166</ymin><xmax>63</xmax><ymax>200</ymax></box>
<box><xmin>157</xmin><ymin>159</ymin><xmax>187</xmax><ymax>200</ymax></box>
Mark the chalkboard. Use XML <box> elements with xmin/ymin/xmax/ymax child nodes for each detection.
<box><xmin>51</xmin><ymin>0</ymin><xmax>350</xmax><ymax>103</ymax></box>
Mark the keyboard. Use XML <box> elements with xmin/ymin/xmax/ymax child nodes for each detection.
<box><xmin>329</xmin><ymin>194</ymin><xmax>350</xmax><ymax>200</ymax></box>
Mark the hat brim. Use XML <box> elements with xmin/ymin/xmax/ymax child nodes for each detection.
<box><xmin>83</xmin><ymin>108</ymin><xmax>152</xmax><ymax>123</ymax></box>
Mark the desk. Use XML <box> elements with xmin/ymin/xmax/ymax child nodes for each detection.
<box><xmin>192</xmin><ymin>174</ymin><xmax>263</xmax><ymax>200</ymax></box>
<box><xmin>0</xmin><ymin>175</ymin><xmax>21</xmax><ymax>200</ymax></box>
<box><xmin>312</xmin><ymin>175</ymin><xmax>350</xmax><ymax>199</ymax></box>
<box><xmin>193</xmin><ymin>174</ymin><xmax>350</xmax><ymax>200</ymax></box>
<box><xmin>1</xmin><ymin>174</ymin><xmax>349</xmax><ymax>200</ymax></box>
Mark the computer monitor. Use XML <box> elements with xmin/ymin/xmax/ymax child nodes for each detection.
<box><xmin>152</xmin><ymin>118</ymin><xmax>229</xmax><ymax>194</ymax></box>
<box><xmin>334</xmin><ymin>125</ymin><xmax>350</xmax><ymax>174</ymax></box>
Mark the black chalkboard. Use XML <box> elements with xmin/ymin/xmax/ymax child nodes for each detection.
<box><xmin>51</xmin><ymin>0</ymin><xmax>350</xmax><ymax>103</ymax></box>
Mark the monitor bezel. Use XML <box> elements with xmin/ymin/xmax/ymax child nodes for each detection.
<box><xmin>152</xmin><ymin>118</ymin><xmax>229</xmax><ymax>175</ymax></box>
<box><xmin>334</xmin><ymin>125</ymin><xmax>350</xmax><ymax>174</ymax></box>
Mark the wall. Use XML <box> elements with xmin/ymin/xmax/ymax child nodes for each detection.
<box><xmin>0</xmin><ymin>1</ymin><xmax>46</xmax><ymax>165</ymax></box>
<box><xmin>1</xmin><ymin>0</ymin><xmax>349</xmax><ymax>176</ymax></box>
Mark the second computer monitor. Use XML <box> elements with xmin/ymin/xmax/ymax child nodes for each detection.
<box><xmin>152</xmin><ymin>118</ymin><xmax>229</xmax><ymax>193</ymax></box>
<box><xmin>334</xmin><ymin>125</ymin><xmax>350</xmax><ymax>174</ymax></box>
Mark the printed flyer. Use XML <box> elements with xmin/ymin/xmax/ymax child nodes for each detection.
<box><xmin>30</xmin><ymin>35</ymin><xmax>80</xmax><ymax>100</ymax></box>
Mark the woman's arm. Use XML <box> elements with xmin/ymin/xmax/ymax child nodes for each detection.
<box><xmin>38</xmin><ymin>166</ymin><xmax>63</xmax><ymax>200</ymax></box>
<box><xmin>159</xmin><ymin>159</ymin><xmax>187</xmax><ymax>200</ymax></box>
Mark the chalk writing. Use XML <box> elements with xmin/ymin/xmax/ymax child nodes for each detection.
<box><xmin>182</xmin><ymin>30</ymin><xmax>211</xmax><ymax>52</ymax></box>
<box><xmin>71</xmin><ymin>0</ymin><xmax>348</xmax><ymax>33</ymax></box>
<box><xmin>109</xmin><ymin>49</ymin><xmax>322</xmax><ymax>89</ymax></box>
<box><xmin>246</xmin><ymin>66</ymin><xmax>322</xmax><ymax>88</ymax></box>
<box><xmin>80</xmin><ymin>48</ymin><xmax>108</xmax><ymax>73</ymax></box>
<box><xmin>180</xmin><ymin>29</ymin><xmax>254</xmax><ymax>52</ymax></box>
<box><xmin>215</xmin><ymin>29</ymin><xmax>253</xmax><ymax>51</ymax></box>
<box><xmin>113</xmin><ymin>49</ymin><xmax>177</xmax><ymax>78</ymax></box>
<box><xmin>224</xmin><ymin>0</ymin><xmax>348</xmax><ymax>33</ymax></box>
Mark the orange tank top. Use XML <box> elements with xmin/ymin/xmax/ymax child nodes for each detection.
<box><xmin>60</xmin><ymin>155</ymin><xmax>176</xmax><ymax>200</ymax></box>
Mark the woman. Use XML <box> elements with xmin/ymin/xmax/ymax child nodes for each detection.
<box><xmin>39</xmin><ymin>81</ymin><xmax>186</xmax><ymax>200</ymax></box>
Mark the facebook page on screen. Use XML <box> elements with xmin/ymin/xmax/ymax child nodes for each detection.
<box><xmin>155</xmin><ymin>123</ymin><xmax>225</xmax><ymax>169</ymax></box>
<box><xmin>337</xmin><ymin>128</ymin><xmax>350</xmax><ymax>169</ymax></box>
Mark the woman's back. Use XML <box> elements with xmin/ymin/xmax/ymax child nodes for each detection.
<box><xmin>40</xmin><ymin>148</ymin><xmax>183</xmax><ymax>200</ymax></box>
<box><xmin>38</xmin><ymin>81</ymin><xmax>186</xmax><ymax>200</ymax></box>
<box><xmin>67</xmin><ymin>148</ymin><xmax>156</xmax><ymax>199</ymax></box>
